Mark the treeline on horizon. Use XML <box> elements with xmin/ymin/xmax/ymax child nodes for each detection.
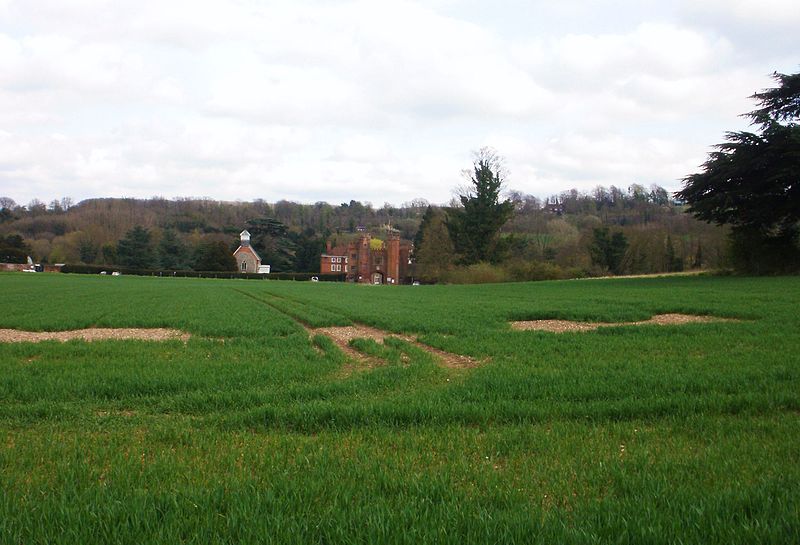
<box><xmin>0</xmin><ymin>184</ymin><xmax>726</xmax><ymax>282</ymax></box>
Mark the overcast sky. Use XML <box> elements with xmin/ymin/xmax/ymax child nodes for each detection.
<box><xmin>0</xmin><ymin>0</ymin><xmax>797</xmax><ymax>207</ymax></box>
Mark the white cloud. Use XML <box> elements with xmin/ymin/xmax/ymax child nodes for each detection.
<box><xmin>332</xmin><ymin>135</ymin><xmax>392</xmax><ymax>163</ymax></box>
<box><xmin>0</xmin><ymin>0</ymin><xmax>794</xmax><ymax>206</ymax></box>
<box><xmin>688</xmin><ymin>0</ymin><xmax>800</xmax><ymax>26</ymax></box>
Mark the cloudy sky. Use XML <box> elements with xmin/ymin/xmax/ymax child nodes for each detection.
<box><xmin>0</xmin><ymin>0</ymin><xmax>797</xmax><ymax>207</ymax></box>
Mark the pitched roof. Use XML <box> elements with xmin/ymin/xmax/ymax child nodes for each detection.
<box><xmin>234</xmin><ymin>245</ymin><xmax>261</xmax><ymax>262</ymax></box>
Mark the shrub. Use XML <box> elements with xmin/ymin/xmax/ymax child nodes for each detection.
<box><xmin>441</xmin><ymin>263</ymin><xmax>510</xmax><ymax>284</ymax></box>
<box><xmin>59</xmin><ymin>263</ymin><xmax>346</xmax><ymax>281</ymax></box>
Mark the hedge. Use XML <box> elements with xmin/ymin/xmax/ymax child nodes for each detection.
<box><xmin>59</xmin><ymin>264</ymin><xmax>346</xmax><ymax>282</ymax></box>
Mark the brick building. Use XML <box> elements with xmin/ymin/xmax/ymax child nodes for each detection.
<box><xmin>321</xmin><ymin>233</ymin><xmax>412</xmax><ymax>284</ymax></box>
<box><xmin>233</xmin><ymin>230</ymin><xmax>270</xmax><ymax>274</ymax></box>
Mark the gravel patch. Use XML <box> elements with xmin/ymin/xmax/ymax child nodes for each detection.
<box><xmin>510</xmin><ymin>313</ymin><xmax>736</xmax><ymax>333</ymax></box>
<box><xmin>311</xmin><ymin>325</ymin><xmax>479</xmax><ymax>369</ymax></box>
<box><xmin>0</xmin><ymin>328</ymin><xmax>191</xmax><ymax>343</ymax></box>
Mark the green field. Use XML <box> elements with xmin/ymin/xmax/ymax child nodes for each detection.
<box><xmin>1</xmin><ymin>273</ymin><xmax>798</xmax><ymax>544</ymax></box>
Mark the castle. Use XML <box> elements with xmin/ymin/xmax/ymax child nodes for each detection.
<box><xmin>321</xmin><ymin>233</ymin><xmax>412</xmax><ymax>284</ymax></box>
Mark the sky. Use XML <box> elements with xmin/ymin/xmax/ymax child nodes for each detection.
<box><xmin>0</xmin><ymin>0</ymin><xmax>797</xmax><ymax>207</ymax></box>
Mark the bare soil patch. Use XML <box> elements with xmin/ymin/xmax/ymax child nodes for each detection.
<box><xmin>0</xmin><ymin>328</ymin><xmax>191</xmax><ymax>343</ymax></box>
<box><xmin>310</xmin><ymin>324</ymin><xmax>479</xmax><ymax>369</ymax></box>
<box><xmin>510</xmin><ymin>313</ymin><xmax>736</xmax><ymax>333</ymax></box>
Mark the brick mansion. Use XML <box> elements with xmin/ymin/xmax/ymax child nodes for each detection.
<box><xmin>320</xmin><ymin>233</ymin><xmax>412</xmax><ymax>285</ymax></box>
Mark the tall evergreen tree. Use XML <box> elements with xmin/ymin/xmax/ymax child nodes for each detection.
<box><xmin>290</xmin><ymin>228</ymin><xmax>325</xmax><ymax>272</ymax></box>
<box><xmin>447</xmin><ymin>148</ymin><xmax>514</xmax><ymax>264</ymax></box>
<box><xmin>0</xmin><ymin>234</ymin><xmax>30</xmax><ymax>263</ymax></box>
<box><xmin>589</xmin><ymin>227</ymin><xmax>628</xmax><ymax>275</ymax></box>
<box><xmin>664</xmin><ymin>234</ymin><xmax>683</xmax><ymax>272</ymax></box>
<box><xmin>246</xmin><ymin>217</ymin><xmax>296</xmax><ymax>272</ymax></box>
<box><xmin>158</xmin><ymin>229</ymin><xmax>189</xmax><ymax>270</ymax></box>
<box><xmin>116</xmin><ymin>226</ymin><xmax>156</xmax><ymax>268</ymax></box>
<box><xmin>193</xmin><ymin>240</ymin><xmax>237</xmax><ymax>271</ymax></box>
<box><xmin>677</xmin><ymin>71</ymin><xmax>800</xmax><ymax>273</ymax></box>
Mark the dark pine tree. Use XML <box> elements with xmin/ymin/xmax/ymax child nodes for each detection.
<box><xmin>116</xmin><ymin>226</ymin><xmax>156</xmax><ymax>269</ymax></box>
<box><xmin>446</xmin><ymin>148</ymin><xmax>514</xmax><ymax>264</ymax></box>
<box><xmin>193</xmin><ymin>240</ymin><xmax>237</xmax><ymax>271</ymax></box>
<box><xmin>677</xmin><ymin>71</ymin><xmax>800</xmax><ymax>273</ymax></box>
<box><xmin>589</xmin><ymin>227</ymin><xmax>628</xmax><ymax>275</ymax></box>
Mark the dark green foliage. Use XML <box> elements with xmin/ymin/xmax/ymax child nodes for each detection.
<box><xmin>157</xmin><ymin>228</ymin><xmax>189</xmax><ymax>270</ymax></box>
<box><xmin>749</xmin><ymin>71</ymin><xmax>800</xmax><ymax>125</ymax></box>
<box><xmin>116</xmin><ymin>226</ymin><xmax>156</xmax><ymax>268</ymax></box>
<box><xmin>192</xmin><ymin>240</ymin><xmax>237</xmax><ymax>272</ymax></box>
<box><xmin>665</xmin><ymin>234</ymin><xmax>683</xmax><ymax>272</ymax></box>
<box><xmin>447</xmin><ymin>149</ymin><xmax>514</xmax><ymax>264</ymax></box>
<box><xmin>678</xmin><ymin>127</ymin><xmax>800</xmax><ymax>234</ymax></box>
<box><xmin>100</xmin><ymin>243</ymin><xmax>117</xmax><ymax>265</ymax></box>
<box><xmin>415</xmin><ymin>207</ymin><xmax>456</xmax><ymax>282</ymax></box>
<box><xmin>289</xmin><ymin>228</ymin><xmax>325</xmax><ymax>273</ymax></box>
<box><xmin>728</xmin><ymin>227</ymin><xmax>800</xmax><ymax>275</ymax></box>
<box><xmin>77</xmin><ymin>236</ymin><xmax>97</xmax><ymax>264</ymax></box>
<box><xmin>677</xmin><ymin>70</ymin><xmax>800</xmax><ymax>274</ymax></box>
<box><xmin>247</xmin><ymin>217</ymin><xmax>296</xmax><ymax>272</ymax></box>
<box><xmin>0</xmin><ymin>234</ymin><xmax>30</xmax><ymax>263</ymax></box>
<box><xmin>412</xmin><ymin>205</ymin><xmax>436</xmax><ymax>259</ymax></box>
<box><xmin>589</xmin><ymin>227</ymin><xmax>628</xmax><ymax>274</ymax></box>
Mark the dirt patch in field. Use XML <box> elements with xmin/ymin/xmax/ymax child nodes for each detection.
<box><xmin>0</xmin><ymin>328</ymin><xmax>191</xmax><ymax>343</ymax></box>
<box><xmin>310</xmin><ymin>324</ymin><xmax>479</xmax><ymax>369</ymax></box>
<box><xmin>95</xmin><ymin>409</ymin><xmax>137</xmax><ymax>417</ymax></box>
<box><xmin>510</xmin><ymin>313</ymin><xmax>736</xmax><ymax>333</ymax></box>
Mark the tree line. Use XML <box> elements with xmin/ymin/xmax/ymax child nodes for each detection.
<box><xmin>411</xmin><ymin>149</ymin><xmax>725</xmax><ymax>283</ymax></box>
<box><xmin>0</xmin><ymin>179</ymin><xmax>725</xmax><ymax>278</ymax></box>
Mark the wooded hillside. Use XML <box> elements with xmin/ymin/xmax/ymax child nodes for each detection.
<box><xmin>0</xmin><ymin>187</ymin><xmax>726</xmax><ymax>279</ymax></box>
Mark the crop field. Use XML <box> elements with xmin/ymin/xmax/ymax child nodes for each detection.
<box><xmin>0</xmin><ymin>273</ymin><xmax>798</xmax><ymax>544</ymax></box>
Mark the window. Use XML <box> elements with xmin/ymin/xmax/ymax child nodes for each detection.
<box><xmin>241</xmin><ymin>261</ymin><xmax>247</xmax><ymax>272</ymax></box>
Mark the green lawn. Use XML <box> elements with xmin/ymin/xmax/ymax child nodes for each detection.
<box><xmin>1</xmin><ymin>273</ymin><xmax>798</xmax><ymax>544</ymax></box>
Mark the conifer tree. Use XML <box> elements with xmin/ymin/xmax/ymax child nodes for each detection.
<box><xmin>447</xmin><ymin>148</ymin><xmax>514</xmax><ymax>264</ymax></box>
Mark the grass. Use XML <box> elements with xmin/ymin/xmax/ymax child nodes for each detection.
<box><xmin>0</xmin><ymin>272</ymin><xmax>798</xmax><ymax>544</ymax></box>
